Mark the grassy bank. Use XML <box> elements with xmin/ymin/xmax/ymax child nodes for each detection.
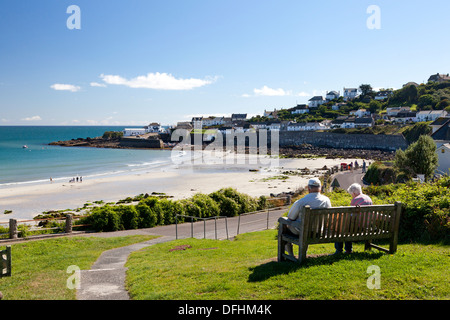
<box><xmin>126</xmin><ymin>230</ymin><xmax>449</xmax><ymax>300</ymax></box>
<box><xmin>0</xmin><ymin>235</ymin><xmax>158</xmax><ymax>300</ymax></box>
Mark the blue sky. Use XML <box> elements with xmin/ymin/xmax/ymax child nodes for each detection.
<box><xmin>0</xmin><ymin>0</ymin><xmax>449</xmax><ymax>126</ymax></box>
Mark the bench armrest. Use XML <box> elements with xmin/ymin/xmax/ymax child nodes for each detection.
<box><xmin>278</xmin><ymin>216</ymin><xmax>302</xmax><ymax>230</ymax></box>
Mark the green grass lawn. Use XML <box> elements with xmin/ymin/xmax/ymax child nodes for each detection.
<box><xmin>126</xmin><ymin>230</ymin><xmax>449</xmax><ymax>300</ymax></box>
<box><xmin>0</xmin><ymin>235</ymin><xmax>158</xmax><ymax>300</ymax></box>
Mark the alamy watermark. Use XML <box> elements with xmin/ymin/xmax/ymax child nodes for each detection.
<box><xmin>67</xmin><ymin>5</ymin><xmax>81</xmax><ymax>30</ymax></box>
<box><xmin>170</xmin><ymin>125</ymin><xmax>279</xmax><ymax>170</ymax></box>
<box><xmin>367</xmin><ymin>265</ymin><xmax>381</xmax><ymax>290</ymax></box>
<box><xmin>367</xmin><ymin>5</ymin><xmax>381</xmax><ymax>30</ymax></box>
<box><xmin>67</xmin><ymin>265</ymin><xmax>81</xmax><ymax>290</ymax></box>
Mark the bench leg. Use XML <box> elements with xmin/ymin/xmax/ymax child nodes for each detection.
<box><xmin>277</xmin><ymin>227</ymin><xmax>286</xmax><ymax>262</ymax></box>
<box><xmin>298</xmin><ymin>242</ymin><xmax>308</xmax><ymax>264</ymax></box>
<box><xmin>364</xmin><ymin>241</ymin><xmax>372</xmax><ymax>251</ymax></box>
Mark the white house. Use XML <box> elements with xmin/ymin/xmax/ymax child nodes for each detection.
<box><xmin>342</xmin><ymin>117</ymin><xmax>356</xmax><ymax>129</ymax></box>
<box><xmin>291</xmin><ymin>104</ymin><xmax>309</xmax><ymax>114</ymax></box>
<box><xmin>374</xmin><ymin>90</ymin><xmax>393</xmax><ymax>101</ymax></box>
<box><xmin>267</xmin><ymin>122</ymin><xmax>281</xmax><ymax>131</ymax></box>
<box><xmin>415</xmin><ymin>110</ymin><xmax>448</xmax><ymax>122</ymax></box>
<box><xmin>350</xmin><ymin>109</ymin><xmax>371</xmax><ymax>118</ymax></box>
<box><xmin>123</xmin><ymin>128</ymin><xmax>147</xmax><ymax>137</ymax></box>
<box><xmin>343</xmin><ymin>88</ymin><xmax>359</xmax><ymax>101</ymax></box>
<box><xmin>393</xmin><ymin>112</ymin><xmax>417</xmax><ymax>124</ymax></box>
<box><xmin>387</xmin><ymin>107</ymin><xmax>411</xmax><ymax>117</ymax></box>
<box><xmin>436</xmin><ymin>143</ymin><xmax>450</xmax><ymax>175</ymax></box>
<box><xmin>326</xmin><ymin>91</ymin><xmax>340</xmax><ymax>101</ymax></box>
<box><xmin>264</xmin><ymin>109</ymin><xmax>278</xmax><ymax>119</ymax></box>
<box><xmin>146</xmin><ymin>122</ymin><xmax>162</xmax><ymax>133</ymax></box>
<box><xmin>287</xmin><ymin>122</ymin><xmax>304</xmax><ymax>131</ymax></box>
<box><xmin>308</xmin><ymin>96</ymin><xmax>326</xmax><ymax>108</ymax></box>
<box><xmin>249</xmin><ymin>122</ymin><xmax>268</xmax><ymax>130</ymax></box>
<box><xmin>192</xmin><ymin>117</ymin><xmax>203</xmax><ymax>127</ymax></box>
<box><xmin>354</xmin><ymin>117</ymin><xmax>374</xmax><ymax>128</ymax></box>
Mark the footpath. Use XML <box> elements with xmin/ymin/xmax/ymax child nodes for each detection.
<box><xmin>76</xmin><ymin>207</ymin><xmax>288</xmax><ymax>300</ymax></box>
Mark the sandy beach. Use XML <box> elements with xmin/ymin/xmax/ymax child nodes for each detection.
<box><xmin>0</xmin><ymin>150</ymin><xmax>366</xmax><ymax>221</ymax></box>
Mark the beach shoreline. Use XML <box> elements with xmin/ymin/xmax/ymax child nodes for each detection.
<box><xmin>0</xmin><ymin>151</ymin><xmax>368</xmax><ymax>222</ymax></box>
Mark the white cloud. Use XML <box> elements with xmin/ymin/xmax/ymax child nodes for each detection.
<box><xmin>22</xmin><ymin>115</ymin><xmax>42</xmax><ymax>121</ymax></box>
<box><xmin>243</xmin><ymin>86</ymin><xmax>312</xmax><ymax>98</ymax></box>
<box><xmin>90</xmin><ymin>82</ymin><xmax>107</xmax><ymax>88</ymax></box>
<box><xmin>50</xmin><ymin>83</ymin><xmax>81</xmax><ymax>92</ymax></box>
<box><xmin>254</xmin><ymin>86</ymin><xmax>291</xmax><ymax>97</ymax></box>
<box><xmin>99</xmin><ymin>72</ymin><xmax>217</xmax><ymax>90</ymax></box>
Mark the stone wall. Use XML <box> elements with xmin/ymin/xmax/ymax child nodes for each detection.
<box><xmin>277</xmin><ymin>131</ymin><xmax>408</xmax><ymax>151</ymax></box>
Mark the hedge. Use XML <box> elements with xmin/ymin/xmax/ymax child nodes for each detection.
<box><xmin>80</xmin><ymin>188</ymin><xmax>267</xmax><ymax>232</ymax></box>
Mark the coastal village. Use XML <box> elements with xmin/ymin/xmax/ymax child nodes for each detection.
<box><xmin>120</xmin><ymin>73</ymin><xmax>450</xmax><ymax>175</ymax></box>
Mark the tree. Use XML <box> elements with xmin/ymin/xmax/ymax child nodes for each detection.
<box><xmin>394</xmin><ymin>135</ymin><xmax>438</xmax><ymax>181</ymax></box>
<box><xmin>359</xmin><ymin>84</ymin><xmax>373</xmax><ymax>97</ymax></box>
<box><xmin>418</xmin><ymin>94</ymin><xmax>438</xmax><ymax>109</ymax></box>
<box><xmin>368</xmin><ymin>100</ymin><xmax>382</xmax><ymax>114</ymax></box>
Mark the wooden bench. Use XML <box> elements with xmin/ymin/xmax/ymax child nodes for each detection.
<box><xmin>1</xmin><ymin>246</ymin><xmax>12</xmax><ymax>277</ymax></box>
<box><xmin>278</xmin><ymin>202</ymin><xmax>402</xmax><ymax>264</ymax></box>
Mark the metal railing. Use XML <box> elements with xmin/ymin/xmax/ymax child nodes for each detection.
<box><xmin>175</xmin><ymin>196</ymin><xmax>293</xmax><ymax>241</ymax></box>
<box><xmin>175</xmin><ymin>215</ymin><xmax>229</xmax><ymax>240</ymax></box>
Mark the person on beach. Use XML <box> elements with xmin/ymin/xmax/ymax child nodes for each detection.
<box><xmin>285</xmin><ymin>178</ymin><xmax>331</xmax><ymax>256</ymax></box>
<box><xmin>334</xmin><ymin>183</ymin><xmax>373</xmax><ymax>254</ymax></box>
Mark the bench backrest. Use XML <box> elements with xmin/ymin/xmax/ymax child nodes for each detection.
<box><xmin>1</xmin><ymin>246</ymin><xmax>12</xmax><ymax>277</ymax></box>
<box><xmin>302</xmin><ymin>202</ymin><xmax>401</xmax><ymax>244</ymax></box>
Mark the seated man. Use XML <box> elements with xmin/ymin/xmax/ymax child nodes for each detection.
<box><xmin>334</xmin><ymin>183</ymin><xmax>373</xmax><ymax>254</ymax></box>
<box><xmin>285</xmin><ymin>178</ymin><xmax>332</xmax><ymax>255</ymax></box>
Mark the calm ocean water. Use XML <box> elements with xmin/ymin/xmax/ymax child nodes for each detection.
<box><xmin>0</xmin><ymin>126</ymin><xmax>174</xmax><ymax>186</ymax></box>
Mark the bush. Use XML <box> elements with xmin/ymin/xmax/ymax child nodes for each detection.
<box><xmin>136</xmin><ymin>203</ymin><xmax>157</xmax><ymax>228</ymax></box>
<box><xmin>363</xmin><ymin>177</ymin><xmax>450</xmax><ymax>243</ymax></box>
<box><xmin>363</xmin><ymin>161</ymin><xmax>397</xmax><ymax>185</ymax></box>
<box><xmin>115</xmin><ymin>205</ymin><xmax>139</xmax><ymax>230</ymax></box>
<box><xmin>139</xmin><ymin>197</ymin><xmax>165</xmax><ymax>226</ymax></box>
<box><xmin>88</xmin><ymin>206</ymin><xmax>121</xmax><ymax>232</ymax></box>
<box><xmin>191</xmin><ymin>193</ymin><xmax>220</xmax><ymax>218</ymax></box>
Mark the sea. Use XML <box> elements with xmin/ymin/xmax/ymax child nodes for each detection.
<box><xmin>0</xmin><ymin>126</ymin><xmax>175</xmax><ymax>187</ymax></box>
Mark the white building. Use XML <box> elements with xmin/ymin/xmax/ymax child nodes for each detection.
<box><xmin>374</xmin><ymin>90</ymin><xmax>393</xmax><ymax>101</ymax></box>
<box><xmin>350</xmin><ymin>109</ymin><xmax>371</xmax><ymax>118</ymax></box>
<box><xmin>308</xmin><ymin>96</ymin><xmax>326</xmax><ymax>108</ymax></box>
<box><xmin>123</xmin><ymin>128</ymin><xmax>147</xmax><ymax>137</ymax></box>
<box><xmin>436</xmin><ymin>143</ymin><xmax>450</xmax><ymax>175</ymax></box>
<box><xmin>343</xmin><ymin>88</ymin><xmax>359</xmax><ymax>101</ymax></box>
<box><xmin>415</xmin><ymin>110</ymin><xmax>448</xmax><ymax>123</ymax></box>
<box><xmin>326</xmin><ymin>91</ymin><xmax>340</xmax><ymax>101</ymax></box>
<box><xmin>267</xmin><ymin>122</ymin><xmax>281</xmax><ymax>131</ymax></box>
<box><xmin>354</xmin><ymin>117</ymin><xmax>374</xmax><ymax>128</ymax></box>
<box><xmin>146</xmin><ymin>122</ymin><xmax>162</xmax><ymax>133</ymax></box>
<box><xmin>291</xmin><ymin>104</ymin><xmax>309</xmax><ymax>114</ymax></box>
<box><xmin>387</xmin><ymin>107</ymin><xmax>411</xmax><ymax>117</ymax></box>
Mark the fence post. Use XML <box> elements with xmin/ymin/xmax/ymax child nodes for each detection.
<box><xmin>65</xmin><ymin>214</ymin><xmax>73</xmax><ymax>234</ymax></box>
<box><xmin>286</xmin><ymin>195</ymin><xmax>292</xmax><ymax>206</ymax></box>
<box><xmin>9</xmin><ymin>219</ymin><xmax>17</xmax><ymax>239</ymax></box>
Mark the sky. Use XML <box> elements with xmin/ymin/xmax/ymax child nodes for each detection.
<box><xmin>0</xmin><ymin>0</ymin><xmax>449</xmax><ymax>126</ymax></box>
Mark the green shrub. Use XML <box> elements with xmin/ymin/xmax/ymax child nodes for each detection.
<box><xmin>136</xmin><ymin>203</ymin><xmax>157</xmax><ymax>228</ymax></box>
<box><xmin>191</xmin><ymin>193</ymin><xmax>220</xmax><ymax>218</ymax></box>
<box><xmin>158</xmin><ymin>198</ymin><xmax>184</xmax><ymax>225</ymax></box>
<box><xmin>115</xmin><ymin>205</ymin><xmax>139</xmax><ymax>230</ymax></box>
<box><xmin>88</xmin><ymin>206</ymin><xmax>121</xmax><ymax>232</ymax></box>
<box><xmin>140</xmin><ymin>197</ymin><xmax>165</xmax><ymax>225</ymax></box>
<box><xmin>363</xmin><ymin>177</ymin><xmax>450</xmax><ymax>243</ymax></box>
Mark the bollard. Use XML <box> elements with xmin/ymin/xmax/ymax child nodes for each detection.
<box><xmin>65</xmin><ymin>214</ymin><xmax>73</xmax><ymax>233</ymax></box>
<box><xmin>9</xmin><ymin>219</ymin><xmax>18</xmax><ymax>239</ymax></box>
